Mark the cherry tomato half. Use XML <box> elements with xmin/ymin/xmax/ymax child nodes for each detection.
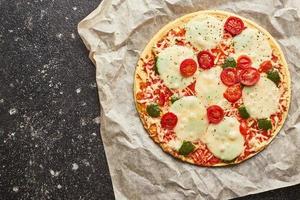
<box><xmin>180</xmin><ymin>59</ymin><xmax>197</xmax><ymax>77</ymax></box>
<box><xmin>237</xmin><ymin>55</ymin><xmax>252</xmax><ymax>69</ymax></box>
<box><xmin>223</xmin><ymin>84</ymin><xmax>242</xmax><ymax>103</ymax></box>
<box><xmin>224</xmin><ymin>16</ymin><xmax>245</xmax><ymax>36</ymax></box>
<box><xmin>207</xmin><ymin>105</ymin><xmax>224</xmax><ymax>124</ymax></box>
<box><xmin>161</xmin><ymin>112</ymin><xmax>178</xmax><ymax>130</ymax></box>
<box><xmin>220</xmin><ymin>68</ymin><xmax>239</xmax><ymax>86</ymax></box>
<box><xmin>197</xmin><ymin>50</ymin><xmax>215</xmax><ymax>70</ymax></box>
<box><xmin>239</xmin><ymin>67</ymin><xmax>260</xmax><ymax>86</ymax></box>
<box><xmin>259</xmin><ymin>60</ymin><xmax>272</xmax><ymax>73</ymax></box>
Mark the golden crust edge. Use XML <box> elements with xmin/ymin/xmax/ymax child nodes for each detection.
<box><xmin>133</xmin><ymin>10</ymin><xmax>292</xmax><ymax>167</ymax></box>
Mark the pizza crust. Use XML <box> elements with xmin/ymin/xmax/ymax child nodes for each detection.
<box><xmin>133</xmin><ymin>10</ymin><xmax>291</xmax><ymax>167</ymax></box>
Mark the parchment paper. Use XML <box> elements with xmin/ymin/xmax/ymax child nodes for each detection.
<box><xmin>78</xmin><ymin>0</ymin><xmax>300</xmax><ymax>199</ymax></box>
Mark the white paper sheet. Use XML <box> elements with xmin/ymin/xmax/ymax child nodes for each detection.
<box><xmin>78</xmin><ymin>0</ymin><xmax>300</xmax><ymax>199</ymax></box>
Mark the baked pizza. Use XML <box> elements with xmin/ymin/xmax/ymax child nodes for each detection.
<box><xmin>134</xmin><ymin>10</ymin><xmax>291</xmax><ymax>166</ymax></box>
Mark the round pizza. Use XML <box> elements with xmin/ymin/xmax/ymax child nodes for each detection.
<box><xmin>133</xmin><ymin>10</ymin><xmax>291</xmax><ymax>166</ymax></box>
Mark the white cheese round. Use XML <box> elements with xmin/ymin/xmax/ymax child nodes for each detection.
<box><xmin>233</xmin><ymin>28</ymin><xmax>272</xmax><ymax>68</ymax></box>
<box><xmin>156</xmin><ymin>45</ymin><xmax>198</xmax><ymax>90</ymax></box>
<box><xmin>203</xmin><ymin>117</ymin><xmax>245</xmax><ymax>161</ymax></box>
<box><xmin>243</xmin><ymin>76</ymin><xmax>280</xmax><ymax>119</ymax></box>
<box><xmin>185</xmin><ymin>15</ymin><xmax>224</xmax><ymax>50</ymax></box>
<box><xmin>170</xmin><ymin>96</ymin><xmax>208</xmax><ymax>142</ymax></box>
<box><xmin>195</xmin><ymin>66</ymin><xmax>226</xmax><ymax>107</ymax></box>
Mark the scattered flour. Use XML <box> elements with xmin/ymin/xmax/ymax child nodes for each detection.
<box><xmin>56</xmin><ymin>33</ymin><xmax>63</xmax><ymax>39</ymax></box>
<box><xmin>13</xmin><ymin>186</ymin><xmax>19</xmax><ymax>192</ymax></box>
<box><xmin>80</xmin><ymin>118</ymin><xmax>87</xmax><ymax>126</ymax></box>
<box><xmin>49</xmin><ymin>169</ymin><xmax>60</xmax><ymax>177</ymax></box>
<box><xmin>93</xmin><ymin>116</ymin><xmax>100</xmax><ymax>124</ymax></box>
<box><xmin>76</xmin><ymin>88</ymin><xmax>81</xmax><ymax>94</ymax></box>
<box><xmin>72</xmin><ymin>163</ymin><xmax>79</xmax><ymax>171</ymax></box>
<box><xmin>9</xmin><ymin>108</ymin><xmax>17</xmax><ymax>115</ymax></box>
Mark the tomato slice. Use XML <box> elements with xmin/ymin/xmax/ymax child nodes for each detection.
<box><xmin>197</xmin><ymin>50</ymin><xmax>215</xmax><ymax>69</ymax></box>
<box><xmin>220</xmin><ymin>68</ymin><xmax>239</xmax><ymax>86</ymax></box>
<box><xmin>180</xmin><ymin>59</ymin><xmax>197</xmax><ymax>77</ymax></box>
<box><xmin>161</xmin><ymin>112</ymin><xmax>178</xmax><ymax>129</ymax></box>
<box><xmin>237</xmin><ymin>55</ymin><xmax>252</xmax><ymax>69</ymax></box>
<box><xmin>239</xmin><ymin>67</ymin><xmax>260</xmax><ymax>86</ymax></box>
<box><xmin>239</xmin><ymin>120</ymin><xmax>248</xmax><ymax>136</ymax></box>
<box><xmin>224</xmin><ymin>16</ymin><xmax>245</xmax><ymax>36</ymax></box>
<box><xmin>223</xmin><ymin>84</ymin><xmax>242</xmax><ymax>103</ymax></box>
<box><xmin>207</xmin><ymin>105</ymin><xmax>224</xmax><ymax>124</ymax></box>
<box><xmin>259</xmin><ymin>60</ymin><xmax>272</xmax><ymax>73</ymax></box>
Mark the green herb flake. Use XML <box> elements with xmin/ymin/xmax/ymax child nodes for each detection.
<box><xmin>238</xmin><ymin>106</ymin><xmax>250</xmax><ymax>119</ymax></box>
<box><xmin>146</xmin><ymin>104</ymin><xmax>161</xmax><ymax>117</ymax></box>
<box><xmin>267</xmin><ymin>70</ymin><xmax>280</xmax><ymax>86</ymax></box>
<box><xmin>258</xmin><ymin>119</ymin><xmax>272</xmax><ymax>130</ymax></box>
<box><xmin>178</xmin><ymin>141</ymin><xmax>195</xmax><ymax>156</ymax></box>
<box><xmin>171</xmin><ymin>95</ymin><xmax>180</xmax><ymax>104</ymax></box>
<box><xmin>222</xmin><ymin>57</ymin><xmax>237</xmax><ymax>68</ymax></box>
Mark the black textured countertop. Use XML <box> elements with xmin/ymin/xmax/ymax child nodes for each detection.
<box><xmin>0</xmin><ymin>0</ymin><xmax>299</xmax><ymax>199</ymax></box>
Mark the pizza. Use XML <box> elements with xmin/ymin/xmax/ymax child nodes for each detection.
<box><xmin>133</xmin><ymin>10</ymin><xmax>291</xmax><ymax>166</ymax></box>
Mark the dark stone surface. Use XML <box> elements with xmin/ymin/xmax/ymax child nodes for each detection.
<box><xmin>0</xmin><ymin>0</ymin><xmax>299</xmax><ymax>199</ymax></box>
<box><xmin>0</xmin><ymin>0</ymin><xmax>114</xmax><ymax>199</ymax></box>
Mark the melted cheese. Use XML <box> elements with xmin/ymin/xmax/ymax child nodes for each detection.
<box><xmin>185</xmin><ymin>15</ymin><xmax>224</xmax><ymax>50</ymax></box>
<box><xmin>243</xmin><ymin>76</ymin><xmax>280</xmax><ymax>119</ymax></box>
<box><xmin>233</xmin><ymin>28</ymin><xmax>272</xmax><ymax>68</ymax></box>
<box><xmin>249</xmin><ymin>137</ymin><xmax>268</xmax><ymax>152</ymax></box>
<box><xmin>156</xmin><ymin>45</ymin><xmax>198</xmax><ymax>90</ymax></box>
<box><xmin>170</xmin><ymin>96</ymin><xmax>208</xmax><ymax>142</ymax></box>
<box><xmin>195</xmin><ymin>67</ymin><xmax>226</xmax><ymax>107</ymax></box>
<box><xmin>202</xmin><ymin>117</ymin><xmax>245</xmax><ymax>161</ymax></box>
<box><xmin>167</xmin><ymin>139</ymin><xmax>182</xmax><ymax>151</ymax></box>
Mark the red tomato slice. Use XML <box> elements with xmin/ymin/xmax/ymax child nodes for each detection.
<box><xmin>197</xmin><ymin>50</ymin><xmax>215</xmax><ymax>69</ymax></box>
<box><xmin>220</xmin><ymin>68</ymin><xmax>239</xmax><ymax>86</ymax></box>
<box><xmin>239</xmin><ymin>120</ymin><xmax>248</xmax><ymax>136</ymax></box>
<box><xmin>223</xmin><ymin>84</ymin><xmax>242</xmax><ymax>103</ymax></box>
<box><xmin>161</xmin><ymin>112</ymin><xmax>178</xmax><ymax>130</ymax></box>
<box><xmin>237</xmin><ymin>55</ymin><xmax>252</xmax><ymax>69</ymax></box>
<box><xmin>180</xmin><ymin>59</ymin><xmax>197</xmax><ymax>77</ymax></box>
<box><xmin>259</xmin><ymin>60</ymin><xmax>272</xmax><ymax>73</ymax></box>
<box><xmin>224</xmin><ymin>16</ymin><xmax>245</xmax><ymax>36</ymax></box>
<box><xmin>207</xmin><ymin>105</ymin><xmax>224</xmax><ymax>124</ymax></box>
<box><xmin>239</xmin><ymin>67</ymin><xmax>260</xmax><ymax>86</ymax></box>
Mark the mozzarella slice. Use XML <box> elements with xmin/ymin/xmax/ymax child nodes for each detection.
<box><xmin>156</xmin><ymin>45</ymin><xmax>198</xmax><ymax>90</ymax></box>
<box><xmin>243</xmin><ymin>76</ymin><xmax>280</xmax><ymax>119</ymax></box>
<box><xmin>195</xmin><ymin>67</ymin><xmax>226</xmax><ymax>107</ymax></box>
<box><xmin>185</xmin><ymin>15</ymin><xmax>224</xmax><ymax>50</ymax></box>
<box><xmin>202</xmin><ymin>117</ymin><xmax>245</xmax><ymax>161</ymax></box>
<box><xmin>170</xmin><ymin>96</ymin><xmax>208</xmax><ymax>142</ymax></box>
<box><xmin>233</xmin><ymin>28</ymin><xmax>272</xmax><ymax>68</ymax></box>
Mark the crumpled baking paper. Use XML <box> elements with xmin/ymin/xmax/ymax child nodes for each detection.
<box><xmin>78</xmin><ymin>0</ymin><xmax>300</xmax><ymax>199</ymax></box>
